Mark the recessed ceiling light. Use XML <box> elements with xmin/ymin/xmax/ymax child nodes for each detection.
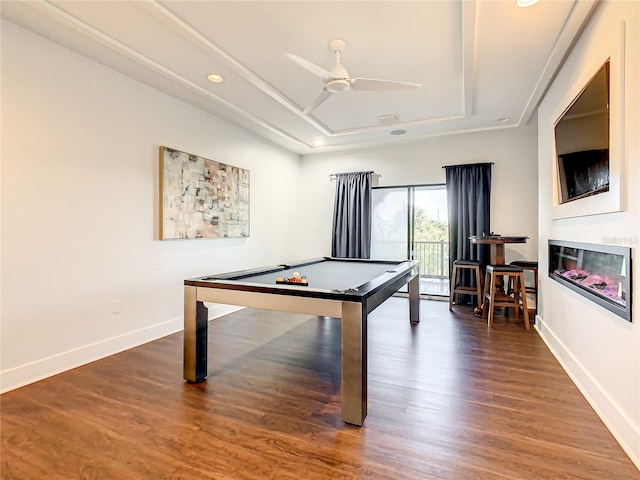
<box><xmin>207</xmin><ymin>74</ymin><xmax>224</xmax><ymax>83</ymax></box>
<box><xmin>498</xmin><ymin>117</ymin><xmax>511</xmax><ymax>123</ymax></box>
<box><xmin>517</xmin><ymin>0</ymin><xmax>539</xmax><ymax>7</ymax></box>
<box><xmin>390</xmin><ymin>129</ymin><xmax>407</xmax><ymax>136</ymax></box>
<box><xmin>313</xmin><ymin>139</ymin><xmax>325</xmax><ymax>146</ymax></box>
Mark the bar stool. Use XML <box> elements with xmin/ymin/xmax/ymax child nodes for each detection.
<box><xmin>509</xmin><ymin>260</ymin><xmax>538</xmax><ymax>314</ymax></box>
<box><xmin>449</xmin><ymin>259</ymin><xmax>483</xmax><ymax>311</ymax></box>
<box><xmin>481</xmin><ymin>265</ymin><xmax>530</xmax><ymax>330</ymax></box>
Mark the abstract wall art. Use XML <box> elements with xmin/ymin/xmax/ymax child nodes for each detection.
<box><xmin>159</xmin><ymin>146</ymin><xmax>249</xmax><ymax>239</ymax></box>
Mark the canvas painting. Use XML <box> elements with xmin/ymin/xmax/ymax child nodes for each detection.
<box><xmin>160</xmin><ymin>146</ymin><xmax>249</xmax><ymax>239</ymax></box>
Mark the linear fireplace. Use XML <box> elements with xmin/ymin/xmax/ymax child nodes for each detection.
<box><xmin>548</xmin><ymin>240</ymin><xmax>631</xmax><ymax>321</ymax></box>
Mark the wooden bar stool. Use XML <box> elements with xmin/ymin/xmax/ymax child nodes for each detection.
<box><xmin>508</xmin><ymin>260</ymin><xmax>538</xmax><ymax>314</ymax></box>
<box><xmin>449</xmin><ymin>259</ymin><xmax>483</xmax><ymax>311</ymax></box>
<box><xmin>481</xmin><ymin>265</ymin><xmax>530</xmax><ymax>330</ymax></box>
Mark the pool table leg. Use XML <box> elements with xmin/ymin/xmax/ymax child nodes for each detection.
<box><xmin>341</xmin><ymin>301</ymin><xmax>367</xmax><ymax>426</ymax></box>
<box><xmin>183</xmin><ymin>285</ymin><xmax>209</xmax><ymax>383</ymax></box>
<box><xmin>408</xmin><ymin>274</ymin><xmax>420</xmax><ymax>323</ymax></box>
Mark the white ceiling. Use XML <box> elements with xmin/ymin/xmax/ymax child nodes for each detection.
<box><xmin>1</xmin><ymin>0</ymin><xmax>599</xmax><ymax>155</ymax></box>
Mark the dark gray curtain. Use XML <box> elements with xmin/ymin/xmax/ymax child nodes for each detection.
<box><xmin>331</xmin><ymin>171</ymin><xmax>372</xmax><ymax>258</ymax></box>
<box><xmin>445</xmin><ymin>163</ymin><xmax>492</xmax><ymax>301</ymax></box>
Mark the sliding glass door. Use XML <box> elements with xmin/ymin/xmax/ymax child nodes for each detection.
<box><xmin>371</xmin><ymin>185</ymin><xmax>449</xmax><ymax>296</ymax></box>
<box><xmin>370</xmin><ymin>187</ymin><xmax>409</xmax><ymax>260</ymax></box>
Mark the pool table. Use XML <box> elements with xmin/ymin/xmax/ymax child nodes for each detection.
<box><xmin>183</xmin><ymin>257</ymin><xmax>420</xmax><ymax>426</ymax></box>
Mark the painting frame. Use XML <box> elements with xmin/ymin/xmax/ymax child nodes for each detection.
<box><xmin>159</xmin><ymin>146</ymin><xmax>250</xmax><ymax>239</ymax></box>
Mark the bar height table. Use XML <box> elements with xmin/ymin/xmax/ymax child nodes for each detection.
<box><xmin>469</xmin><ymin>235</ymin><xmax>529</xmax><ymax>265</ymax></box>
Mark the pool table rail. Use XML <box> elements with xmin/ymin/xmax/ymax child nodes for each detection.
<box><xmin>185</xmin><ymin>257</ymin><xmax>418</xmax><ymax>303</ymax></box>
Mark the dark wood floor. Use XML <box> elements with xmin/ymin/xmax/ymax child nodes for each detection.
<box><xmin>2</xmin><ymin>298</ymin><xmax>637</xmax><ymax>479</ymax></box>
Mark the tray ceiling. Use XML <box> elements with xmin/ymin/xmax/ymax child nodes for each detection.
<box><xmin>1</xmin><ymin>0</ymin><xmax>599</xmax><ymax>154</ymax></box>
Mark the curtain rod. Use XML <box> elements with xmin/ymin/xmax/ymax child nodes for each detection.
<box><xmin>441</xmin><ymin>162</ymin><xmax>494</xmax><ymax>169</ymax></box>
<box><xmin>329</xmin><ymin>170</ymin><xmax>377</xmax><ymax>179</ymax></box>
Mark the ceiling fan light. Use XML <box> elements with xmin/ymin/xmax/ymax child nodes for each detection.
<box><xmin>207</xmin><ymin>73</ymin><xmax>224</xmax><ymax>83</ymax></box>
<box><xmin>326</xmin><ymin>79</ymin><xmax>351</xmax><ymax>93</ymax></box>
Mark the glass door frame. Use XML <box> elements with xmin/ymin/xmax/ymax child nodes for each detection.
<box><xmin>372</xmin><ymin>183</ymin><xmax>449</xmax><ymax>297</ymax></box>
<box><xmin>372</xmin><ymin>183</ymin><xmax>447</xmax><ymax>261</ymax></box>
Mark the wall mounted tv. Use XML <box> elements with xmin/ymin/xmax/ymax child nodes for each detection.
<box><xmin>554</xmin><ymin>61</ymin><xmax>610</xmax><ymax>204</ymax></box>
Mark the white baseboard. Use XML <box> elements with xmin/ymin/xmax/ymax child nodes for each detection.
<box><xmin>0</xmin><ymin>304</ymin><xmax>242</xmax><ymax>394</ymax></box>
<box><xmin>535</xmin><ymin>314</ymin><xmax>640</xmax><ymax>471</ymax></box>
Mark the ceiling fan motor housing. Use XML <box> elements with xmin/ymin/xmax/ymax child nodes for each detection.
<box><xmin>326</xmin><ymin>78</ymin><xmax>351</xmax><ymax>93</ymax></box>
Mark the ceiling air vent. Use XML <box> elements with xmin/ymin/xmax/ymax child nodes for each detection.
<box><xmin>377</xmin><ymin>115</ymin><xmax>399</xmax><ymax>125</ymax></box>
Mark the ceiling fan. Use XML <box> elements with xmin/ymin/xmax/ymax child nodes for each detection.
<box><xmin>286</xmin><ymin>39</ymin><xmax>422</xmax><ymax>115</ymax></box>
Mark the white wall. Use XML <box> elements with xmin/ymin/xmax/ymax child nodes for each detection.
<box><xmin>0</xmin><ymin>20</ymin><xmax>302</xmax><ymax>391</ymax></box>
<box><xmin>537</xmin><ymin>1</ymin><xmax>639</xmax><ymax>468</ymax></box>
<box><xmin>299</xmin><ymin>125</ymin><xmax>539</xmax><ymax>264</ymax></box>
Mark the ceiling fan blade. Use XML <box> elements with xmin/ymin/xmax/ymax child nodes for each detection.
<box><xmin>285</xmin><ymin>53</ymin><xmax>337</xmax><ymax>82</ymax></box>
<box><xmin>303</xmin><ymin>89</ymin><xmax>333</xmax><ymax>115</ymax></box>
<box><xmin>350</xmin><ymin>78</ymin><xmax>422</xmax><ymax>92</ymax></box>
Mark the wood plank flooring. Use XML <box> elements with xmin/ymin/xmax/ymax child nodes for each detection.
<box><xmin>1</xmin><ymin>298</ymin><xmax>637</xmax><ymax>479</ymax></box>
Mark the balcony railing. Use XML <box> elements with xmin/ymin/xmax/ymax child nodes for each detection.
<box><xmin>371</xmin><ymin>240</ymin><xmax>449</xmax><ymax>279</ymax></box>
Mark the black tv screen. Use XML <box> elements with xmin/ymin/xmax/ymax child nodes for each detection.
<box><xmin>554</xmin><ymin>61</ymin><xmax>610</xmax><ymax>204</ymax></box>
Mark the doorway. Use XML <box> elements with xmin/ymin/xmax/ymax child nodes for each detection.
<box><xmin>371</xmin><ymin>184</ymin><xmax>449</xmax><ymax>297</ymax></box>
